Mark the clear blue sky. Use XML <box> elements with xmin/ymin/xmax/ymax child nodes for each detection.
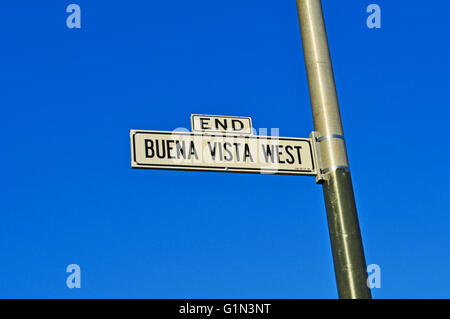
<box><xmin>1</xmin><ymin>0</ymin><xmax>449</xmax><ymax>298</ymax></box>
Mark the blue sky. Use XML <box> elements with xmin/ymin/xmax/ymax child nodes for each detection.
<box><xmin>1</xmin><ymin>1</ymin><xmax>449</xmax><ymax>298</ymax></box>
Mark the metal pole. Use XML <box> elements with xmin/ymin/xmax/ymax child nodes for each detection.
<box><xmin>296</xmin><ymin>0</ymin><xmax>372</xmax><ymax>299</ymax></box>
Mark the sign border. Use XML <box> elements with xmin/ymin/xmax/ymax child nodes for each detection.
<box><xmin>130</xmin><ymin>130</ymin><xmax>316</xmax><ymax>176</ymax></box>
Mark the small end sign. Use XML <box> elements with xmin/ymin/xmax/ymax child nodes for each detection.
<box><xmin>191</xmin><ymin>114</ymin><xmax>252</xmax><ymax>135</ymax></box>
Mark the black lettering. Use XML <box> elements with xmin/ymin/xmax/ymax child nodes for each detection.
<box><xmin>215</xmin><ymin>119</ymin><xmax>227</xmax><ymax>131</ymax></box>
<box><xmin>232</xmin><ymin>119</ymin><xmax>244</xmax><ymax>131</ymax></box>
<box><xmin>167</xmin><ymin>140</ymin><xmax>175</xmax><ymax>159</ymax></box>
<box><xmin>285</xmin><ymin>145</ymin><xmax>295</xmax><ymax>164</ymax></box>
<box><xmin>294</xmin><ymin>146</ymin><xmax>302</xmax><ymax>164</ymax></box>
<box><xmin>208</xmin><ymin>142</ymin><xmax>217</xmax><ymax>159</ymax></box>
<box><xmin>145</xmin><ymin>139</ymin><xmax>154</xmax><ymax>158</ymax></box>
<box><xmin>175</xmin><ymin>140</ymin><xmax>186</xmax><ymax>159</ymax></box>
<box><xmin>261</xmin><ymin>144</ymin><xmax>275</xmax><ymax>163</ymax></box>
<box><xmin>277</xmin><ymin>145</ymin><xmax>285</xmax><ymax>164</ymax></box>
<box><xmin>218</xmin><ymin>142</ymin><xmax>223</xmax><ymax>160</ymax></box>
<box><xmin>223</xmin><ymin>142</ymin><xmax>233</xmax><ymax>161</ymax></box>
<box><xmin>243</xmin><ymin>143</ymin><xmax>253</xmax><ymax>162</ymax></box>
<box><xmin>233</xmin><ymin>143</ymin><xmax>241</xmax><ymax>162</ymax></box>
<box><xmin>155</xmin><ymin>140</ymin><xmax>166</xmax><ymax>159</ymax></box>
<box><xmin>200</xmin><ymin>118</ymin><xmax>210</xmax><ymax>130</ymax></box>
<box><xmin>188</xmin><ymin>141</ymin><xmax>198</xmax><ymax>160</ymax></box>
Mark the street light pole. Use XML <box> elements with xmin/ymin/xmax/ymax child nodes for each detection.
<box><xmin>296</xmin><ymin>0</ymin><xmax>372</xmax><ymax>299</ymax></box>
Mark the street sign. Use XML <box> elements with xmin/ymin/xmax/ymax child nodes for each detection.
<box><xmin>130</xmin><ymin>130</ymin><xmax>316</xmax><ymax>176</ymax></box>
<box><xmin>191</xmin><ymin>114</ymin><xmax>253</xmax><ymax>135</ymax></box>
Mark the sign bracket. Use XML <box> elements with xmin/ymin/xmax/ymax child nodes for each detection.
<box><xmin>310</xmin><ymin>131</ymin><xmax>325</xmax><ymax>184</ymax></box>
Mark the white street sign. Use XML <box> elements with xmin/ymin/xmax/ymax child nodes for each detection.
<box><xmin>130</xmin><ymin>130</ymin><xmax>316</xmax><ymax>176</ymax></box>
<box><xmin>191</xmin><ymin>114</ymin><xmax>253</xmax><ymax>135</ymax></box>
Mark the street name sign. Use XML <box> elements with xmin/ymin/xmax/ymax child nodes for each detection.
<box><xmin>130</xmin><ymin>128</ymin><xmax>317</xmax><ymax>176</ymax></box>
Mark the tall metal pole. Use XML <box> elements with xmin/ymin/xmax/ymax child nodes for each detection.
<box><xmin>296</xmin><ymin>0</ymin><xmax>372</xmax><ymax>299</ymax></box>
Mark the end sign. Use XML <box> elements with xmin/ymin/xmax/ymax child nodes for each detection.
<box><xmin>191</xmin><ymin>114</ymin><xmax>253</xmax><ymax>135</ymax></box>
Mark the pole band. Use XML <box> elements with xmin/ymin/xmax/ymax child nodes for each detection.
<box><xmin>316</xmin><ymin>134</ymin><xmax>345</xmax><ymax>143</ymax></box>
<box><xmin>321</xmin><ymin>165</ymin><xmax>350</xmax><ymax>175</ymax></box>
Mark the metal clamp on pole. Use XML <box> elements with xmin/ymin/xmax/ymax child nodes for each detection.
<box><xmin>311</xmin><ymin>132</ymin><xmax>351</xmax><ymax>184</ymax></box>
